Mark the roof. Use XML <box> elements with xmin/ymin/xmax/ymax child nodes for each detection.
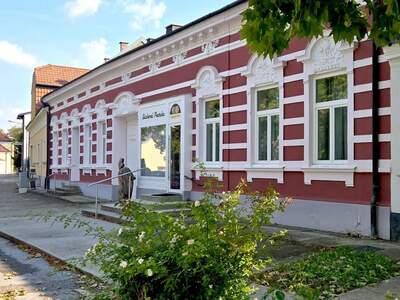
<box><xmin>0</xmin><ymin>145</ymin><xmax>11</xmax><ymax>153</ymax></box>
<box><xmin>34</xmin><ymin>64</ymin><xmax>89</xmax><ymax>87</ymax></box>
<box><xmin>42</xmin><ymin>0</ymin><xmax>247</xmax><ymax>101</ymax></box>
<box><xmin>0</xmin><ymin>132</ymin><xmax>11</xmax><ymax>142</ymax></box>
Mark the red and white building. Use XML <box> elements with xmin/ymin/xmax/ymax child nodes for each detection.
<box><xmin>42</xmin><ymin>0</ymin><xmax>400</xmax><ymax>240</ymax></box>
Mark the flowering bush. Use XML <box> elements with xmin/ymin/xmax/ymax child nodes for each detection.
<box><xmin>84</xmin><ymin>171</ymin><xmax>287</xmax><ymax>299</ymax></box>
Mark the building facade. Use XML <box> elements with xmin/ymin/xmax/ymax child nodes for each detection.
<box><xmin>27</xmin><ymin>65</ymin><xmax>88</xmax><ymax>187</ymax></box>
<box><xmin>0</xmin><ymin>132</ymin><xmax>14</xmax><ymax>174</ymax></box>
<box><xmin>42</xmin><ymin>1</ymin><xmax>400</xmax><ymax>240</ymax></box>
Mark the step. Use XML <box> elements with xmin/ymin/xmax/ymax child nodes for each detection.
<box><xmin>101</xmin><ymin>202</ymin><xmax>191</xmax><ymax>215</ymax></box>
<box><xmin>81</xmin><ymin>209</ymin><xmax>124</xmax><ymax>224</ymax></box>
<box><xmin>141</xmin><ymin>193</ymin><xmax>184</xmax><ymax>203</ymax></box>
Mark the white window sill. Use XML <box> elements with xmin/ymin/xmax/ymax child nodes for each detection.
<box><xmin>192</xmin><ymin>164</ymin><xmax>223</xmax><ymax>181</ymax></box>
<box><xmin>302</xmin><ymin>165</ymin><xmax>356</xmax><ymax>187</ymax></box>
<box><xmin>246</xmin><ymin>164</ymin><xmax>285</xmax><ymax>183</ymax></box>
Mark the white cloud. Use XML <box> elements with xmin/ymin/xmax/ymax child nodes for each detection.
<box><xmin>65</xmin><ymin>0</ymin><xmax>102</xmax><ymax>18</ymax></box>
<box><xmin>79</xmin><ymin>38</ymin><xmax>108</xmax><ymax>67</ymax></box>
<box><xmin>122</xmin><ymin>0</ymin><xmax>166</xmax><ymax>30</ymax></box>
<box><xmin>0</xmin><ymin>41</ymin><xmax>39</xmax><ymax>69</ymax></box>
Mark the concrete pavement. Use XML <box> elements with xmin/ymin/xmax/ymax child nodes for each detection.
<box><xmin>0</xmin><ymin>175</ymin><xmax>118</xmax><ymax>277</ymax></box>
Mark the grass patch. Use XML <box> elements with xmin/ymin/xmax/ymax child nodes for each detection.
<box><xmin>255</xmin><ymin>246</ymin><xmax>400</xmax><ymax>299</ymax></box>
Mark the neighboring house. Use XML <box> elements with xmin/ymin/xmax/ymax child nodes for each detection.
<box><xmin>0</xmin><ymin>132</ymin><xmax>14</xmax><ymax>175</ymax></box>
<box><xmin>41</xmin><ymin>0</ymin><xmax>400</xmax><ymax>241</ymax></box>
<box><xmin>26</xmin><ymin>65</ymin><xmax>88</xmax><ymax>187</ymax></box>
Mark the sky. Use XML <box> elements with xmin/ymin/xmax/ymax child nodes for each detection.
<box><xmin>0</xmin><ymin>0</ymin><xmax>233</xmax><ymax>131</ymax></box>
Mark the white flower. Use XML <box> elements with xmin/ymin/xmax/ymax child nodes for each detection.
<box><xmin>119</xmin><ymin>261</ymin><xmax>128</xmax><ymax>268</ymax></box>
<box><xmin>138</xmin><ymin>231</ymin><xmax>145</xmax><ymax>242</ymax></box>
<box><xmin>180</xmin><ymin>225</ymin><xmax>186</xmax><ymax>230</ymax></box>
<box><xmin>170</xmin><ymin>235</ymin><xmax>178</xmax><ymax>244</ymax></box>
<box><xmin>187</xmin><ymin>239</ymin><xmax>194</xmax><ymax>245</ymax></box>
<box><xmin>137</xmin><ymin>258</ymin><xmax>144</xmax><ymax>264</ymax></box>
<box><xmin>118</xmin><ymin>227</ymin><xmax>124</xmax><ymax>236</ymax></box>
<box><xmin>209</xmin><ymin>284</ymin><xmax>213</xmax><ymax>289</ymax></box>
<box><xmin>194</xmin><ymin>200</ymin><xmax>200</xmax><ymax>207</ymax></box>
<box><xmin>146</xmin><ymin>269</ymin><xmax>153</xmax><ymax>277</ymax></box>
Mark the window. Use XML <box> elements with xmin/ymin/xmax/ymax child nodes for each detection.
<box><xmin>62</xmin><ymin>129</ymin><xmax>68</xmax><ymax>165</ymax></box>
<box><xmin>98</xmin><ymin>122</ymin><xmax>107</xmax><ymax>165</ymax></box>
<box><xmin>204</xmin><ymin>99</ymin><xmax>220</xmax><ymax>162</ymax></box>
<box><xmin>256</xmin><ymin>87</ymin><xmax>280</xmax><ymax>161</ymax></box>
<box><xmin>141</xmin><ymin>125</ymin><xmax>166</xmax><ymax>177</ymax></box>
<box><xmin>84</xmin><ymin>124</ymin><xmax>92</xmax><ymax>164</ymax></box>
<box><xmin>315</xmin><ymin>74</ymin><xmax>348</xmax><ymax>162</ymax></box>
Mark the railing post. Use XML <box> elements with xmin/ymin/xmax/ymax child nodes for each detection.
<box><xmin>128</xmin><ymin>174</ymin><xmax>131</xmax><ymax>202</ymax></box>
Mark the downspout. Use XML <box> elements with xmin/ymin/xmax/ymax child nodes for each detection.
<box><xmin>41</xmin><ymin>100</ymin><xmax>51</xmax><ymax>190</ymax></box>
<box><xmin>370</xmin><ymin>42</ymin><xmax>380</xmax><ymax>238</ymax></box>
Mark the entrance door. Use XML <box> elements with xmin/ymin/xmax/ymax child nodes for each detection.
<box><xmin>169</xmin><ymin>125</ymin><xmax>181</xmax><ymax>191</ymax></box>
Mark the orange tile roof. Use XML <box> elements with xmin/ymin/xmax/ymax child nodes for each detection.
<box><xmin>34</xmin><ymin>64</ymin><xmax>89</xmax><ymax>87</ymax></box>
<box><xmin>0</xmin><ymin>132</ymin><xmax>11</xmax><ymax>142</ymax></box>
<box><xmin>0</xmin><ymin>145</ymin><xmax>10</xmax><ymax>153</ymax></box>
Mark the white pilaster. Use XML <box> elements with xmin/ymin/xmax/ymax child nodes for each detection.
<box><xmin>384</xmin><ymin>44</ymin><xmax>400</xmax><ymax>214</ymax></box>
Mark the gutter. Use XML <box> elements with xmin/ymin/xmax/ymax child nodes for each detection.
<box><xmin>370</xmin><ymin>42</ymin><xmax>380</xmax><ymax>238</ymax></box>
<box><xmin>40</xmin><ymin>100</ymin><xmax>51</xmax><ymax>190</ymax></box>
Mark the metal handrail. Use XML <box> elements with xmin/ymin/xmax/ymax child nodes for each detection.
<box><xmin>88</xmin><ymin>168</ymin><xmax>143</xmax><ymax>219</ymax></box>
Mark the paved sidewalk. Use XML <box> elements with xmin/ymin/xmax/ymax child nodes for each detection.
<box><xmin>0</xmin><ymin>175</ymin><xmax>117</xmax><ymax>277</ymax></box>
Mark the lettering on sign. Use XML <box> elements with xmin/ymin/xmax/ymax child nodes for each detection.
<box><xmin>142</xmin><ymin>111</ymin><xmax>166</xmax><ymax>120</ymax></box>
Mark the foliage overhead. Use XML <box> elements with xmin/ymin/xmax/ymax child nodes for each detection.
<box><xmin>241</xmin><ymin>0</ymin><xmax>400</xmax><ymax>58</ymax></box>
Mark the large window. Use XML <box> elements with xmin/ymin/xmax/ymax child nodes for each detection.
<box><xmin>97</xmin><ymin>122</ymin><xmax>107</xmax><ymax>165</ymax></box>
<box><xmin>204</xmin><ymin>99</ymin><xmax>220</xmax><ymax>162</ymax></box>
<box><xmin>141</xmin><ymin>125</ymin><xmax>166</xmax><ymax>177</ymax></box>
<box><xmin>84</xmin><ymin>124</ymin><xmax>92</xmax><ymax>165</ymax></box>
<box><xmin>315</xmin><ymin>74</ymin><xmax>348</xmax><ymax>162</ymax></box>
<box><xmin>62</xmin><ymin>129</ymin><xmax>68</xmax><ymax>165</ymax></box>
<box><xmin>256</xmin><ymin>87</ymin><xmax>280</xmax><ymax>162</ymax></box>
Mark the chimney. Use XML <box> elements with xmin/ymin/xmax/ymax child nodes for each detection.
<box><xmin>119</xmin><ymin>41</ymin><xmax>129</xmax><ymax>52</ymax></box>
<box><xmin>166</xmin><ymin>24</ymin><xmax>182</xmax><ymax>34</ymax></box>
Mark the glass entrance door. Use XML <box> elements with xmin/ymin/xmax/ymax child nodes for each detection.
<box><xmin>169</xmin><ymin>125</ymin><xmax>181</xmax><ymax>190</ymax></box>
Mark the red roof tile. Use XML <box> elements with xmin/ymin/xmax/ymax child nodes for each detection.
<box><xmin>0</xmin><ymin>144</ymin><xmax>10</xmax><ymax>152</ymax></box>
<box><xmin>34</xmin><ymin>64</ymin><xmax>89</xmax><ymax>87</ymax></box>
<box><xmin>0</xmin><ymin>132</ymin><xmax>11</xmax><ymax>142</ymax></box>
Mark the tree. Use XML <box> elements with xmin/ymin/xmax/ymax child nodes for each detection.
<box><xmin>7</xmin><ymin>126</ymin><xmax>23</xmax><ymax>170</ymax></box>
<box><xmin>241</xmin><ymin>0</ymin><xmax>400</xmax><ymax>58</ymax></box>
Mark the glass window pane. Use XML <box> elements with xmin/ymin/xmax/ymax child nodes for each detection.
<box><xmin>316</xmin><ymin>74</ymin><xmax>347</xmax><ymax>103</ymax></box>
<box><xmin>318</xmin><ymin>109</ymin><xmax>330</xmax><ymax>160</ymax></box>
<box><xmin>335</xmin><ymin>107</ymin><xmax>348</xmax><ymax>160</ymax></box>
<box><xmin>257</xmin><ymin>87</ymin><xmax>279</xmax><ymax>111</ymax></box>
<box><xmin>271</xmin><ymin>115</ymin><xmax>279</xmax><ymax>161</ymax></box>
<box><xmin>258</xmin><ymin>116</ymin><xmax>268</xmax><ymax>160</ymax></box>
<box><xmin>205</xmin><ymin>100</ymin><xmax>220</xmax><ymax>119</ymax></box>
<box><xmin>215</xmin><ymin>123</ymin><xmax>220</xmax><ymax>162</ymax></box>
<box><xmin>140</xmin><ymin>125</ymin><xmax>166</xmax><ymax>177</ymax></box>
<box><xmin>206</xmin><ymin>124</ymin><xmax>213</xmax><ymax>161</ymax></box>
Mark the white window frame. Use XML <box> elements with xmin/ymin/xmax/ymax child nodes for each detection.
<box><xmin>203</xmin><ymin>98</ymin><xmax>221</xmax><ymax>164</ymax></box>
<box><xmin>84</xmin><ymin>124</ymin><xmax>92</xmax><ymax>165</ymax></box>
<box><xmin>255</xmin><ymin>85</ymin><xmax>280</xmax><ymax>163</ymax></box>
<box><xmin>313</xmin><ymin>71</ymin><xmax>349</xmax><ymax>165</ymax></box>
<box><xmin>61</xmin><ymin>129</ymin><xmax>68</xmax><ymax>166</ymax></box>
<box><xmin>97</xmin><ymin>121</ymin><xmax>107</xmax><ymax>165</ymax></box>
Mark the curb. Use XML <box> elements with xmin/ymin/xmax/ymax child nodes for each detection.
<box><xmin>0</xmin><ymin>229</ymin><xmax>102</xmax><ymax>280</ymax></box>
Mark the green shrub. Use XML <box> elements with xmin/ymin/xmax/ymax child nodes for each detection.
<box><xmin>84</xmin><ymin>172</ymin><xmax>287</xmax><ymax>299</ymax></box>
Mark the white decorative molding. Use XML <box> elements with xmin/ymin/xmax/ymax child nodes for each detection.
<box><xmin>172</xmin><ymin>51</ymin><xmax>187</xmax><ymax>64</ymax></box>
<box><xmin>302</xmin><ymin>166</ymin><xmax>356</xmax><ymax>187</ymax></box>
<box><xmin>202</xmin><ymin>39</ymin><xmax>219</xmax><ymax>55</ymax></box>
<box><xmin>81</xmin><ymin>104</ymin><xmax>92</xmax><ymax>124</ymax></box>
<box><xmin>242</xmin><ymin>56</ymin><xmax>283</xmax><ymax>87</ymax></box>
<box><xmin>70</xmin><ymin>108</ymin><xmax>80</xmax><ymax>128</ymax></box>
<box><xmin>149</xmin><ymin>61</ymin><xmax>161</xmax><ymax>73</ymax></box>
<box><xmin>112</xmin><ymin>91</ymin><xmax>140</xmax><ymax>117</ymax></box>
<box><xmin>94</xmin><ymin>99</ymin><xmax>107</xmax><ymax>121</ymax></box>
<box><xmin>246</xmin><ymin>166</ymin><xmax>284</xmax><ymax>184</ymax></box>
<box><xmin>192</xmin><ymin>66</ymin><xmax>224</xmax><ymax>99</ymax></box>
